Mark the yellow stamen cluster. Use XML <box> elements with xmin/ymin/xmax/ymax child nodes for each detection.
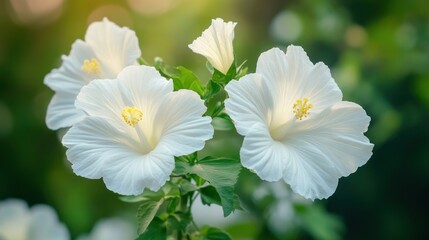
<box><xmin>121</xmin><ymin>106</ymin><xmax>143</xmax><ymax>127</ymax></box>
<box><xmin>81</xmin><ymin>58</ymin><xmax>101</xmax><ymax>75</ymax></box>
<box><xmin>293</xmin><ymin>98</ymin><xmax>313</xmax><ymax>120</ymax></box>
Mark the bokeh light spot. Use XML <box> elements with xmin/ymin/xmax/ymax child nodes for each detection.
<box><xmin>7</xmin><ymin>0</ymin><xmax>63</xmax><ymax>26</ymax></box>
<box><xmin>270</xmin><ymin>11</ymin><xmax>302</xmax><ymax>43</ymax></box>
<box><xmin>344</xmin><ymin>25</ymin><xmax>367</xmax><ymax>47</ymax></box>
<box><xmin>88</xmin><ymin>5</ymin><xmax>133</xmax><ymax>27</ymax></box>
<box><xmin>127</xmin><ymin>0</ymin><xmax>177</xmax><ymax>16</ymax></box>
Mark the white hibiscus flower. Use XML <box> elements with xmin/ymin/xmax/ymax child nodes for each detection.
<box><xmin>44</xmin><ymin>18</ymin><xmax>141</xmax><ymax>130</ymax></box>
<box><xmin>225</xmin><ymin>46</ymin><xmax>373</xmax><ymax>200</ymax></box>
<box><xmin>77</xmin><ymin>218</ymin><xmax>135</xmax><ymax>240</ymax></box>
<box><xmin>62</xmin><ymin>65</ymin><xmax>214</xmax><ymax>195</ymax></box>
<box><xmin>188</xmin><ymin>18</ymin><xmax>237</xmax><ymax>75</ymax></box>
<box><xmin>0</xmin><ymin>199</ymin><xmax>69</xmax><ymax>240</ymax></box>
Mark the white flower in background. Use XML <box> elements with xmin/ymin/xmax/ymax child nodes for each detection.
<box><xmin>77</xmin><ymin>218</ymin><xmax>135</xmax><ymax>240</ymax></box>
<box><xmin>225</xmin><ymin>46</ymin><xmax>373</xmax><ymax>200</ymax></box>
<box><xmin>62</xmin><ymin>65</ymin><xmax>214</xmax><ymax>195</ymax></box>
<box><xmin>44</xmin><ymin>18</ymin><xmax>141</xmax><ymax>130</ymax></box>
<box><xmin>188</xmin><ymin>18</ymin><xmax>237</xmax><ymax>75</ymax></box>
<box><xmin>0</xmin><ymin>199</ymin><xmax>69</xmax><ymax>240</ymax></box>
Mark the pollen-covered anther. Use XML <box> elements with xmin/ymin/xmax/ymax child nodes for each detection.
<box><xmin>293</xmin><ymin>98</ymin><xmax>313</xmax><ymax>120</ymax></box>
<box><xmin>121</xmin><ymin>106</ymin><xmax>143</xmax><ymax>127</ymax></box>
<box><xmin>82</xmin><ymin>58</ymin><xmax>101</xmax><ymax>75</ymax></box>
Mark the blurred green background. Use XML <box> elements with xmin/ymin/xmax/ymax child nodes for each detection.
<box><xmin>1</xmin><ymin>0</ymin><xmax>429</xmax><ymax>239</ymax></box>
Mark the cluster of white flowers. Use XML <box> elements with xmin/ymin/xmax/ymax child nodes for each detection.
<box><xmin>45</xmin><ymin>17</ymin><xmax>373</xmax><ymax>201</ymax></box>
<box><xmin>0</xmin><ymin>199</ymin><xmax>135</xmax><ymax>240</ymax></box>
<box><xmin>76</xmin><ymin>217</ymin><xmax>135</xmax><ymax>240</ymax></box>
<box><xmin>0</xmin><ymin>199</ymin><xmax>69</xmax><ymax>240</ymax></box>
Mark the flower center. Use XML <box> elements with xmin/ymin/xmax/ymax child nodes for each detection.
<box><xmin>293</xmin><ymin>98</ymin><xmax>313</xmax><ymax>120</ymax></box>
<box><xmin>82</xmin><ymin>58</ymin><xmax>101</xmax><ymax>75</ymax></box>
<box><xmin>121</xmin><ymin>106</ymin><xmax>143</xmax><ymax>127</ymax></box>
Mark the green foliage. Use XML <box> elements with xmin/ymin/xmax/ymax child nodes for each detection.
<box><xmin>199</xmin><ymin>186</ymin><xmax>243</xmax><ymax>216</ymax></box>
<box><xmin>179</xmin><ymin>179</ymin><xmax>199</xmax><ymax>195</ymax></box>
<box><xmin>178</xmin><ymin>156</ymin><xmax>241</xmax><ymax>187</ymax></box>
<box><xmin>127</xmin><ymin>155</ymin><xmax>243</xmax><ymax>239</ymax></box>
<box><xmin>173</xmin><ymin>156</ymin><xmax>242</xmax><ymax>217</ymax></box>
<box><xmin>211</xmin><ymin>113</ymin><xmax>235</xmax><ymax>131</ymax></box>
<box><xmin>204</xmin><ymin>80</ymin><xmax>222</xmax><ymax>100</ymax></box>
<box><xmin>136</xmin><ymin>217</ymin><xmax>167</xmax><ymax>240</ymax></box>
<box><xmin>211</xmin><ymin>63</ymin><xmax>237</xmax><ymax>87</ymax></box>
<box><xmin>172</xmin><ymin>66</ymin><xmax>205</xmax><ymax>97</ymax></box>
<box><xmin>197</xmin><ymin>226</ymin><xmax>232</xmax><ymax>240</ymax></box>
<box><xmin>137</xmin><ymin>199</ymin><xmax>164</xmax><ymax>234</ymax></box>
<box><xmin>119</xmin><ymin>189</ymin><xmax>164</xmax><ymax>203</ymax></box>
<box><xmin>175</xmin><ymin>157</ymin><xmax>236</xmax><ymax>183</ymax></box>
<box><xmin>129</xmin><ymin>182</ymin><xmax>181</xmax><ymax>235</ymax></box>
<box><xmin>295</xmin><ymin>203</ymin><xmax>344</xmax><ymax>240</ymax></box>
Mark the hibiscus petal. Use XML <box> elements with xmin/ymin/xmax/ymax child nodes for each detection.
<box><xmin>46</xmin><ymin>92</ymin><xmax>86</xmax><ymax>130</ymax></box>
<box><xmin>29</xmin><ymin>205</ymin><xmax>70</xmax><ymax>240</ymax></box>
<box><xmin>282</xmin><ymin>101</ymin><xmax>373</xmax><ymax>200</ymax></box>
<box><xmin>292</xmin><ymin>101</ymin><xmax>373</xmax><ymax>174</ymax></box>
<box><xmin>0</xmin><ymin>200</ymin><xmax>29</xmax><ymax>240</ymax></box>
<box><xmin>116</xmin><ymin>65</ymin><xmax>173</xmax><ymax>108</ymax></box>
<box><xmin>102</xmin><ymin>145</ymin><xmax>174</xmax><ymax>195</ymax></box>
<box><xmin>188</xmin><ymin>18</ymin><xmax>236</xmax><ymax>74</ymax></box>
<box><xmin>62</xmin><ymin>117</ymin><xmax>139</xmax><ymax>179</ymax></box>
<box><xmin>240</xmin><ymin>123</ymin><xmax>287</xmax><ymax>181</ymax></box>
<box><xmin>75</xmin><ymin>78</ymin><xmax>124</xmax><ymax>126</ymax></box>
<box><xmin>44</xmin><ymin>40</ymin><xmax>93</xmax><ymax>94</ymax></box>
<box><xmin>256</xmin><ymin>47</ymin><xmax>342</xmax><ymax>126</ymax></box>
<box><xmin>76</xmin><ymin>66</ymin><xmax>174</xmax><ymax>132</ymax></box>
<box><xmin>225</xmin><ymin>73</ymin><xmax>273</xmax><ymax>136</ymax></box>
<box><xmin>85</xmin><ymin>18</ymin><xmax>141</xmax><ymax>77</ymax></box>
<box><xmin>153</xmin><ymin>90</ymin><xmax>214</xmax><ymax>156</ymax></box>
<box><xmin>300</xmin><ymin>62</ymin><xmax>342</xmax><ymax>114</ymax></box>
<box><xmin>62</xmin><ymin>116</ymin><xmax>174</xmax><ymax>195</ymax></box>
<box><xmin>281</xmin><ymin>141</ymin><xmax>340</xmax><ymax>200</ymax></box>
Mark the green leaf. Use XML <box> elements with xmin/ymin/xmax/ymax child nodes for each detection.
<box><xmin>216</xmin><ymin>187</ymin><xmax>235</xmax><ymax>217</ymax></box>
<box><xmin>211</xmin><ymin>63</ymin><xmax>236</xmax><ymax>86</ymax></box>
<box><xmin>173</xmin><ymin>153</ymin><xmax>198</xmax><ymax>175</ymax></box>
<box><xmin>235</xmin><ymin>60</ymin><xmax>248</xmax><ymax>79</ymax></box>
<box><xmin>172</xmin><ymin>66</ymin><xmax>205</xmax><ymax>97</ymax></box>
<box><xmin>200</xmin><ymin>186</ymin><xmax>237</xmax><ymax>217</ymax></box>
<box><xmin>204</xmin><ymin>80</ymin><xmax>222</xmax><ymax>99</ymax></box>
<box><xmin>200</xmin><ymin>226</ymin><xmax>232</xmax><ymax>240</ymax></box>
<box><xmin>211</xmin><ymin>114</ymin><xmax>234</xmax><ymax>131</ymax></box>
<box><xmin>200</xmin><ymin>186</ymin><xmax>222</xmax><ymax>206</ymax></box>
<box><xmin>162</xmin><ymin>182</ymin><xmax>181</xmax><ymax>199</ymax></box>
<box><xmin>138</xmin><ymin>57</ymin><xmax>149</xmax><ymax>65</ymax></box>
<box><xmin>180</xmin><ymin>179</ymin><xmax>198</xmax><ymax>195</ymax></box>
<box><xmin>206</xmin><ymin>61</ymin><xmax>214</xmax><ymax>74</ymax></box>
<box><xmin>137</xmin><ymin>217</ymin><xmax>167</xmax><ymax>240</ymax></box>
<box><xmin>172</xmin><ymin>212</ymin><xmax>192</xmax><ymax>231</ymax></box>
<box><xmin>119</xmin><ymin>188</ymin><xmax>164</xmax><ymax>203</ymax></box>
<box><xmin>173</xmin><ymin>161</ymin><xmax>191</xmax><ymax>176</ymax></box>
<box><xmin>166</xmin><ymin>197</ymin><xmax>180</xmax><ymax>214</ymax></box>
<box><xmin>175</xmin><ymin>157</ymin><xmax>242</xmax><ymax>187</ymax></box>
<box><xmin>173</xmin><ymin>157</ymin><xmax>242</xmax><ymax>216</ymax></box>
<box><xmin>295</xmin><ymin>203</ymin><xmax>344</xmax><ymax>240</ymax></box>
<box><xmin>137</xmin><ymin>199</ymin><xmax>164</xmax><ymax>234</ymax></box>
<box><xmin>232</xmin><ymin>194</ymin><xmax>244</xmax><ymax>211</ymax></box>
<box><xmin>153</xmin><ymin>57</ymin><xmax>173</xmax><ymax>79</ymax></box>
<box><xmin>192</xmin><ymin>157</ymin><xmax>241</xmax><ymax>188</ymax></box>
<box><xmin>210</xmin><ymin>102</ymin><xmax>225</xmax><ymax>117</ymax></box>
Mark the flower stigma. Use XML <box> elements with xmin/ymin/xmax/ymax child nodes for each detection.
<box><xmin>121</xmin><ymin>106</ymin><xmax>143</xmax><ymax>127</ymax></box>
<box><xmin>82</xmin><ymin>58</ymin><xmax>101</xmax><ymax>75</ymax></box>
<box><xmin>293</xmin><ymin>98</ymin><xmax>313</xmax><ymax>120</ymax></box>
